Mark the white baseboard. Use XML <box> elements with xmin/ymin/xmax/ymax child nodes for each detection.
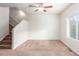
<box><xmin>30</xmin><ymin>39</ymin><xmax>60</xmax><ymax>40</ymax></box>
<box><xmin>29</xmin><ymin>36</ymin><xmax>59</xmax><ymax>40</ymax></box>
<box><xmin>29</xmin><ymin>37</ymin><xmax>60</xmax><ymax>40</ymax></box>
<box><xmin>12</xmin><ymin>39</ymin><xmax>27</xmax><ymax>50</ymax></box>
<box><xmin>0</xmin><ymin>33</ymin><xmax>9</xmax><ymax>41</ymax></box>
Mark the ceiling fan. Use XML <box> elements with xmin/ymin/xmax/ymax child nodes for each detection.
<box><xmin>29</xmin><ymin>3</ymin><xmax>53</xmax><ymax>12</ymax></box>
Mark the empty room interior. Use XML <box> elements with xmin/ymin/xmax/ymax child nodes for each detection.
<box><xmin>0</xmin><ymin>3</ymin><xmax>79</xmax><ymax>56</ymax></box>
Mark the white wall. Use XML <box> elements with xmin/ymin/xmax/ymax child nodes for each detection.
<box><xmin>12</xmin><ymin>20</ymin><xmax>28</xmax><ymax>49</ymax></box>
<box><xmin>60</xmin><ymin>3</ymin><xmax>79</xmax><ymax>55</ymax></box>
<box><xmin>29</xmin><ymin>14</ymin><xmax>59</xmax><ymax>40</ymax></box>
<box><xmin>10</xmin><ymin>17</ymin><xmax>18</xmax><ymax>27</ymax></box>
<box><xmin>10</xmin><ymin>7</ymin><xmax>27</xmax><ymax>26</ymax></box>
<box><xmin>0</xmin><ymin>7</ymin><xmax>9</xmax><ymax>41</ymax></box>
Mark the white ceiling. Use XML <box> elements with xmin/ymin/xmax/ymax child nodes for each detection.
<box><xmin>26</xmin><ymin>3</ymin><xmax>70</xmax><ymax>14</ymax></box>
<box><xmin>0</xmin><ymin>3</ymin><xmax>70</xmax><ymax>14</ymax></box>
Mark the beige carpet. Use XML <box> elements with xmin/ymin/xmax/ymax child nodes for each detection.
<box><xmin>0</xmin><ymin>40</ymin><xmax>78</xmax><ymax>56</ymax></box>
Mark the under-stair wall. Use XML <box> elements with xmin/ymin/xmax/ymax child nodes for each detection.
<box><xmin>12</xmin><ymin>20</ymin><xmax>28</xmax><ymax>49</ymax></box>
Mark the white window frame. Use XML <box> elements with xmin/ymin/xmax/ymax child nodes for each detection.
<box><xmin>67</xmin><ymin>14</ymin><xmax>79</xmax><ymax>40</ymax></box>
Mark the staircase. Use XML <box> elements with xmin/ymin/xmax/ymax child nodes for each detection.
<box><xmin>0</xmin><ymin>25</ymin><xmax>12</xmax><ymax>49</ymax></box>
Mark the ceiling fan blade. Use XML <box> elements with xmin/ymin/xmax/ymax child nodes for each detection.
<box><xmin>35</xmin><ymin>9</ymin><xmax>39</xmax><ymax>12</ymax></box>
<box><xmin>29</xmin><ymin>5</ymin><xmax>40</xmax><ymax>7</ymax></box>
<box><xmin>43</xmin><ymin>9</ymin><xmax>47</xmax><ymax>12</ymax></box>
<box><xmin>29</xmin><ymin>3</ymin><xmax>44</xmax><ymax>8</ymax></box>
<box><xmin>29</xmin><ymin>5</ymin><xmax>36</xmax><ymax>7</ymax></box>
<box><xmin>44</xmin><ymin>6</ymin><xmax>53</xmax><ymax>8</ymax></box>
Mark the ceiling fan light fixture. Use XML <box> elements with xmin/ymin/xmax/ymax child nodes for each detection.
<box><xmin>38</xmin><ymin>7</ymin><xmax>44</xmax><ymax>11</ymax></box>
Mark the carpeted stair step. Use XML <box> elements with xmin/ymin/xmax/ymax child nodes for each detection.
<box><xmin>0</xmin><ymin>24</ymin><xmax>12</xmax><ymax>49</ymax></box>
<box><xmin>1</xmin><ymin>40</ymin><xmax>12</xmax><ymax>44</ymax></box>
<box><xmin>0</xmin><ymin>44</ymin><xmax>11</xmax><ymax>49</ymax></box>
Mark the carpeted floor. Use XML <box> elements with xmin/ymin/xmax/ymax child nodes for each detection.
<box><xmin>0</xmin><ymin>40</ymin><xmax>78</xmax><ymax>56</ymax></box>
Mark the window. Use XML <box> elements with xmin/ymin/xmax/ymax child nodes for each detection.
<box><xmin>69</xmin><ymin>17</ymin><xmax>76</xmax><ymax>39</ymax></box>
<box><xmin>67</xmin><ymin>14</ymin><xmax>79</xmax><ymax>40</ymax></box>
<box><xmin>78</xmin><ymin>20</ymin><xmax>79</xmax><ymax>39</ymax></box>
<box><xmin>78</xmin><ymin>16</ymin><xmax>79</xmax><ymax>40</ymax></box>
